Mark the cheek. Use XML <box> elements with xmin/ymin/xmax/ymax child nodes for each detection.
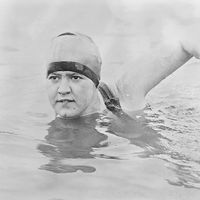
<box><xmin>46</xmin><ymin>84</ymin><xmax>57</xmax><ymax>105</ymax></box>
<box><xmin>73</xmin><ymin>83</ymin><xmax>93</xmax><ymax>106</ymax></box>
<box><xmin>78</xmin><ymin>85</ymin><xmax>95</xmax><ymax>104</ymax></box>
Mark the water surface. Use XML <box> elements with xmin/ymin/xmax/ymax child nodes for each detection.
<box><xmin>0</xmin><ymin>63</ymin><xmax>200</xmax><ymax>200</ymax></box>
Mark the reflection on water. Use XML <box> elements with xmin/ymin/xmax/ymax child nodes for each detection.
<box><xmin>38</xmin><ymin>110</ymin><xmax>165</xmax><ymax>174</ymax></box>
<box><xmin>144</xmin><ymin>101</ymin><xmax>200</xmax><ymax>189</ymax></box>
<box><xmin>38</xmin><ymin>113</ymin><xmax>108</xmax><ymax>173</ymax></box>
<box><xmin>37</xmin><ymin>110</ymin><xmax>164</xmax><ymax>166</ymax></box>
<box><xmin>37</xmin><ymin>105</ymin><xmax>200</xmax><ymax>189</ymax></box>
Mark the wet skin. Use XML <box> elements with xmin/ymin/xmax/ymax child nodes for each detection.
<box><xmin>46</xmin><ymin>71</ymin><xmax>100</xmax><ymax>119</ymax></box>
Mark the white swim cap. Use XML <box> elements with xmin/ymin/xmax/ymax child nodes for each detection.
<box><xmin>47</xmin><ymin>32</ymin><xmax>102</xmax><ymax>86</ymax></box>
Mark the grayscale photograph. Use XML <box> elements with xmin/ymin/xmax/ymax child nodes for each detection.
<box><xmin>0</xmin><ymin>0</ymin><xmax>200</xmax><ymax>199</ymax></box>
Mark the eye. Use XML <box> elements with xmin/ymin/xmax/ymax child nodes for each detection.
<box><xmin>48</xmin><ymin>75</ymin><xmax>60</xmax><ymax>82</ymax></box>
<box><xmin>71</xmin><ymin>75</ymin><xmax>82</xmax><ymax>80</ymax></box>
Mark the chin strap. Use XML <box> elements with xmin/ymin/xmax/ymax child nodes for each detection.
<box><xmin>98</xmin><ymin>82</ymin><xmax>123</xmax><ymax>115</ymax></box>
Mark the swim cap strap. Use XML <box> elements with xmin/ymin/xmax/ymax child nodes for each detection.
<box><xmin>47</xmin><ymin>61</ymin><xmax>99</xmax><ymax>87</ymax></box>
<box><xmin>98</xmin><ymin>82</ymin><xmax>123</xmax><ymax>114</ymax></box>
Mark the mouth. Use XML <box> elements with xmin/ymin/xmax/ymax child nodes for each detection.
<box><xmin>56</xmin><ymin>99</ymin><xmax>75</xmax><ymax>103</ymax></box>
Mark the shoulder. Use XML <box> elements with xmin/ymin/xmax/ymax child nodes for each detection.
<box><xmin>179</xmin><ymin>22</ymin><xmax>200</xmax><ymax>59</ymax></box>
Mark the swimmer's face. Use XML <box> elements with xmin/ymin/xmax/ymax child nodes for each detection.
<box><xmin>46</xmin><ymin>71</ymin><xmax>98</xmax><ymax>118</ymax></box>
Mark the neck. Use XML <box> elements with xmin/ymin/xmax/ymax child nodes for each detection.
<box><xmin>82</xmin><ymin>90</ymin><xmax>102</xmax><ymax>116</ymax></box>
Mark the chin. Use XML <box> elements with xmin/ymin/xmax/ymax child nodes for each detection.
<box><xmin>56</xmin><ymin>109</ymin><xmax>81</xmax><ymax>119</ymax></box>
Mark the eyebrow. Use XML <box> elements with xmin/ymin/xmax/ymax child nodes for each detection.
<box><xmin>48</xmin><ymin>72</ymin><xmax>83</xmax><ymax>77</ymax></box>
<box><xmin>48</xmin><ymin>72</ymin><xmax>61</xmax><ymax>76</ymax></box>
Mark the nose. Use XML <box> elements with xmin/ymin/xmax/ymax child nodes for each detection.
<box><xmin>58</xmin><ymin>78</ymin><xmax>71</xmax><ymax>95</ymax></box>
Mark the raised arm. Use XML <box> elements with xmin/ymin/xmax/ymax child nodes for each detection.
<box><xmin>112</xmin><ymin>21</ymin><xmax>200</xmax><ymax>112</ymax></box>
